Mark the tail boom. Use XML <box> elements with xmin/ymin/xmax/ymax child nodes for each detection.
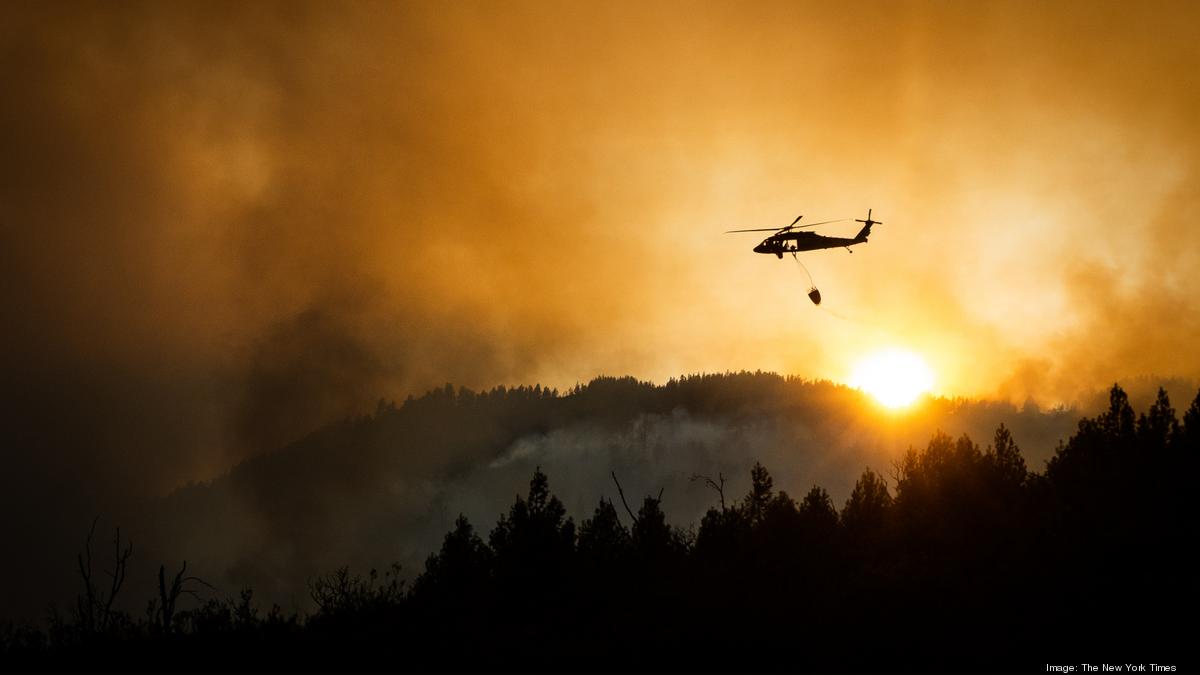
<box><xmin>854</xmin><ymin>208</ymin><xmax>881</xmax><ymax>242</ymax></box>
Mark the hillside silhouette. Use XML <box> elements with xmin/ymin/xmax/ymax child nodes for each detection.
<box><xmin>3</xmin><ymin>381</ymin><xmax>1194</xmax><ymax>668</ymax></box>
<box><xmin>129</xmin><ymin>373</ymin><xmax>1088</xmax><ymax>611</ymax></box>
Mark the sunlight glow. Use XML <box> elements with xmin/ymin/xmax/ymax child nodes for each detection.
<box><xmin>849</xmin><ymin>349</ymin><xmax>935</xmax><ymax>409</ymax></box>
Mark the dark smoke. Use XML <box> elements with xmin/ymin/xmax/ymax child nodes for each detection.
<box><xmin>3</xmin><ymin>0</ymin><xmax>1199</xmax><ymax>622</ymax></box>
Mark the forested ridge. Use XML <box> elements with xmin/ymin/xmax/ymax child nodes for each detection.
<box><xmin>3</xmin><ymin>383</ymin><xmax>1194</xmax><ymax>669</ymax></box>
<box><xmin>89</xmin><ymin>372</ymin><xmax>1083</xmax><ymax>620</ymax></box>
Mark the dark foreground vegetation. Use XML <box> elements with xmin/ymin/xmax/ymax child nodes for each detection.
<box><xmin>3</xmin><ymin>385</ymin><xmax>1195</xmax><ymax>669</ymax></box>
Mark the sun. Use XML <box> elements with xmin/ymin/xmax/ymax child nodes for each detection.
<box><xmin>849</xmin><ymin>348</ymin><xmax>935</xmax><ymax>409</ymax></box>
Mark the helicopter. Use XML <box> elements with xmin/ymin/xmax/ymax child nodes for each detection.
<box><xmin>726</xmin><ymin>209</ymin><xmax>882</xmax><ymax>258</ymax></box>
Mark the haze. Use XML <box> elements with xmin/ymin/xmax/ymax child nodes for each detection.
<box><xmin>2</xmin><ymin>0</ymin><xmax>1197</xmax><ymax>620</ymax></box>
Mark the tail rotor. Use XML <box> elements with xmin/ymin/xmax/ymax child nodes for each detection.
<box><xmin>853</xmin><ymin>208</ymin><xmax>882</xmax><ymax>241</ymax></box>
<box><xmin>855</xmin><ymin>208</ymin><xmax>882</xmax><ymax>228</ymax></box>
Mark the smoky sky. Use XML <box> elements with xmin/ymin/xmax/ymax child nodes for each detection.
<box><xmin>2</xmin><ymin>0</ymin><xmax>1199</xmax><ymax>619</ymax></box>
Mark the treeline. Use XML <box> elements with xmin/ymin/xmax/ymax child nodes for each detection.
<box><xmin>142</xmin><ymin>370</ymin><xmax>1081</xmax><ymax>619</ymax></box>
<box><xmin>3</xmin><ymin>385</ymin><xmax>1195</xmax><ymax>667</ymax></box>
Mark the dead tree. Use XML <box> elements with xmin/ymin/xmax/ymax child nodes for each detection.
<box><xmin>689</xmin><ymin>472</ymin><xmax>727</xmax><ymax>511</ymax></box>
<box><xmin>611</xmin><ymin>471</ymin><xmax>639</xmax><ymax>525</ymax></box>
<box><xmin>156</xmin><ymin>561</ymin><xmax>213</xmax><ymax>634</ymax></box>
<box><xmin>611</xmin><ymin>471</ymin><xmax>665</xmax><ymax>526</ymax></box>
<box><xmin>76</xmin><ymin>517</ymin><xmax>132</xmax><ymax>635</ymax></box>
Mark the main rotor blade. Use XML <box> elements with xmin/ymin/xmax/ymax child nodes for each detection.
<box><xmin>726</xmin><ymin>217</ymin><xmax>848</xmax><ymax>233</ymax></box>
<box><xmin>793</xmin><ymin>218</ymin><xmax>847</xmax><ymax>229</ymax></box>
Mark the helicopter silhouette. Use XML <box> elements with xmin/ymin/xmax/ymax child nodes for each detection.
<box><xmin>727</xmin><ymin>209</ymin><xmax>882</xmax><ymax>258</ymax></box>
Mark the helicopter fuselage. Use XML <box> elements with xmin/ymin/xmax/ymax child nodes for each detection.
<box><xmin>731</xmin><ymin>210</ymin><xmax>879</xmax><ymax>259</ymax></box>
<box><xmin>754</xmin><ymin>232</ymin><xmax>866</xmax><ymax>257</ymax></box>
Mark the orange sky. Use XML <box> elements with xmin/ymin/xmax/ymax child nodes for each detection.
<box><xmin>4</xmin><ymin>1</ymin><xmax>1200</xmax><ymax>480</ymax></box>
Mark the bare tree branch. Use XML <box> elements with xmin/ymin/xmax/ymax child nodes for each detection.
<box><xmin>611</xmin><ymin>471</ymin><xmax>638</xmax><ymax>525</ymax></box>
<box><xmin>76</xmin><ymin>517</ymin><xmax>100</xmax><ymax>634</ymax></box>
<box><xmin>75</xmin><ymin>518</ymin><xmax>132</xmax><ymax>634</ymax></box>
<box><xmin>103</xmin><ymin>527</ymin><xmax>132</xmax><ymax>627</ymax></box>
<box><xmin>889</xmin><ymin>458</ymin><xmax>904</xmax><ymax>488</ymax></box>
<box><xmin>689</xmin><ymin>472</ymin><xmax>727</xmax><ymax>511</ymax></box>
<box><xmin>157</xmin><ymin>560</ymin><xmax>214</xmax><ymax>633</ymax></box>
